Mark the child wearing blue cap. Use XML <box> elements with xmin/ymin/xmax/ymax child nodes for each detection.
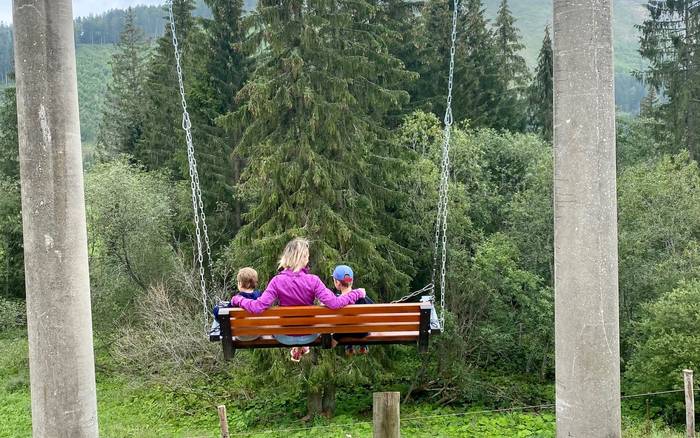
<box><xmin>332</xmin><ymin>265</ymin><xmax>373</xmax><ymax>355</ymax></box>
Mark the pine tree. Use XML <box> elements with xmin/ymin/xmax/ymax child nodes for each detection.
<box><xmin>493</xmin><ymin>0</ymin><xmax>529</xmax><ymax>130</ymax></box>
<box><xmin>374</xmin><ymin>0</ymin><xmax>422</xmax><ymax>121</ymax></box>
<box><xmin>452</xmin><ymin>0</ymin><xmax>508</xmax><ymax>129</ymax></box>
<box><xmin>219</xmin><ymin>0</ymin><xmax>416</xmax><ymax>416</ymax></box>
<box><xmin>221</xmin><ymin>0</ymin><xmax>415</xmax><ymax>297</ymax></box>
<box><xmin>528</xmin><ymin>26</ymin><xmax>553</xmax><ymax>141</ymax></box>
<box><xmin>413</xmin><ymin>0</ymin><xmax>454</xmax><ymax>115</ymax></box>
<box><xmin>97</xmin><ymin>8</ymin><xmax>149</xmax><ymax>159</ymax></box>
<box><xmin>638</xmin><ymin>0</ymin><xmax>700</xmax><ymax>158</ymax></box>
<box><xmin>494</xmin><ymin>0</ymin><xmax>528</xmax><ymax>89</ymax></box>
<box><xmin>639</xmin><ymin>86</ymin><xmax>658</xmax><ymax>119</ymax></box>
<box><xmin>186</xmin><ymin>0</ymin><xmax>249</xmax><ymax>236</ymax></box>
<box><xmin>137</xmin><ymin>0</ymin><xmax>198</xmax><ymax>173</ymax></box>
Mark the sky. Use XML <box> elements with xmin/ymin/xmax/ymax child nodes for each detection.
<box><xmin>0</xmin><ymin>1</ymin><xmax>163</xmax><ymax>24</ymax></box>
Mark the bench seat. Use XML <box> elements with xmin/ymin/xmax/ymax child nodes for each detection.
<box><xmin>215</xmin><ymin>303</ymin><xmax>435</xmax><ymax>360</ymax></box>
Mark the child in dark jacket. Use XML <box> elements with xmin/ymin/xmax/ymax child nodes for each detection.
<box><xmin>331</xmin><ymin>265</ymin><xmax>372</xmax><ymax>355</ymax></box>
<box><xmin>211</xmin><ymin>267</ymin><xmax>262</xmax><ymax>340</ymax></box>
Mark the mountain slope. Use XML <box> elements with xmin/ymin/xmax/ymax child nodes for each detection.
<box><xmin>483</xmin><ymin>0</ymin><xmax>647</xmax><ymax>72</ymax></box>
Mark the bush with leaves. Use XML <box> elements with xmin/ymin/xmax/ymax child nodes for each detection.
<box><xmin>625</xmin><ymin>280</ymin><xmax>700</xmax><ymax>422</ymax></box>
<box><xmin>0</xmin><ymin>297</ymin><xmax>25</xmax><ymax>330</ymax></box>
<box><xmin>0</xmin><ymin>177</ymin><xmax>22</xmax><ymax>299</ymax></box>
<box><xmin>618</xmin><ymin>152</ymin><xmax>700</xmax><ymax>347</ymax></box>
<box><xmin>85</xmin><ymin>158</ymin><xmax>190</xmax><ymax>327</ymax></box>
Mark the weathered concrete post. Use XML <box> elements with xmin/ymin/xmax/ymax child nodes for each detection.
<box><xmin>13</xmin><ymin>1</ymin><xmax>99</xmax><ymax>437</ymax></box>
<box><xmin>553</xmin><ymin>0</ymin><xmax>621</xmax><ymax>437</ymax></box>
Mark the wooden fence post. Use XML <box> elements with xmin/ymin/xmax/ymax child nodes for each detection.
<box><xmin>685</xmin><ymin>370</ymin><xmax>695</xmax><ymax>438</ymax></box>
<box><xmin>373</xmin><ymin>392</ymin><xmax>400</xmax><ymax>438</ymax></box>
<box><xmin>218</xmin><ymin>405</ymin><xmax>230</xmax><ymax>438</ymax></box>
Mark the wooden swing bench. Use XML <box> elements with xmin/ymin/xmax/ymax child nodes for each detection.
<box><xmin>213</xmin><ymin>302</ymin><xmax>436</xmax><ymax>360</ymax></box>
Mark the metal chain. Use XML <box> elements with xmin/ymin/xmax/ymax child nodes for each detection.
<box><xmin>391</xmin><ymin>283</ymin><xmax>435</xmax><ymax>304</ymax></box>
<box><xmin>431</xmin><ymin>0</ymin><xmax>459</xmax><ymax>329</ymax></box>
<box><xmin>167</xmin><ymin>1</ymin><xmax>213</xmax><ymax>329</ymax></box>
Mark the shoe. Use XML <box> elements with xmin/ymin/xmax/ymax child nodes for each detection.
<box><xmin>290</xmin><ymin>346</ymin><xmax>311</xmax><ymax>362</ymax></box>
<box><xmin>345</xmin><ymin>346</ymin><xmax>355</xmax><ymax>357</ymax></box>
<box><xmin>357</xmin><ymin>345</ymin><xmax>369</xmax><ymax>355</ymax></box>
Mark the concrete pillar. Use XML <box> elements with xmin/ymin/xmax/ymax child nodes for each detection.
<box><xmin>13</xmin><ymin>1</ymin><xmax>99</xmax><ymax>437</ymax></box>
<box><xmin>553</xmin><ymin>0</ymin><xmax>621</xmax><ymax>437</ymax></box>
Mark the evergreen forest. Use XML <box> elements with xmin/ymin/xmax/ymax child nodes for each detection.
<box><xmin>1</xmin><ymin>0</ymin><xmax>699</xmax><ymax>436</ymax></box>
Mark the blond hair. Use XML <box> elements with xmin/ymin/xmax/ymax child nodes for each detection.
<box><xmin>278</xmin><ymin>238</ymin><xmax>310</xmax><ymax>272</ymax></box>
<box><xmin>237</xmin><ymin>267</ymin><xmax>259</xmax><ymax>290</ymax></box>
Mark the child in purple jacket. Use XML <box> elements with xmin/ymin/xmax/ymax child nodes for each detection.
<box><xmin>231</xmin><ymin>238</ymin><xmax>366</xmax><ymax>361</ymax></box>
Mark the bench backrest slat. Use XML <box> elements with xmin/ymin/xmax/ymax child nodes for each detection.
<box><xmin>231</xmin><ymin>313</ymin><xmax>420</xmax><ymax>328</ymax></box>
<box><xmin>235</xmin><ymin>322</ymin><xmax>420</xmax><ymax>337</ymax></box>
<box><xmin>223</xmin><ymin>303</ymin><xmax>423</xmax><ymax>318</ymax></box>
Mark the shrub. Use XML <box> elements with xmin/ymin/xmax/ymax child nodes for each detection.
<box><xmin>625</xmin><ymin>280</ymin><xmax>700</xmax><ymax>422</ymax></box>
<box><xmin>111</xmin><ymin>264</ymin><xmax>222</xmax><ymax>376</ymax></box>
<box><xmin>0</xmin><ymin>297</ymin><xmax>25</xmax><ymax>330</ymax></box>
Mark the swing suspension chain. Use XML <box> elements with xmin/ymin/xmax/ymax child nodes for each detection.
<box><xmin>431</xmin><ymin>0</ymin><xmax>459</xmax><ymax>329</ymax></box>
<box><xmin>391</xmin><ymin>283</ymin><xmax>435</xmax><ymax>304</ymax></box>
<box><xmin>168</xmin><ymin>1</ymin><xmax>215</xmax><ymax>328</ymax></box>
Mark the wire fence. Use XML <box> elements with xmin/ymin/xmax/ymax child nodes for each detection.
<box><xmin>213</xmin><ymin>386</ymin><xmax>698</xmax><ymax>437</ymax></box>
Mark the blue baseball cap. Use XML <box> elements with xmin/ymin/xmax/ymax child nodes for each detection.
<box><xmin>332</xmin><ymin>265</ymin><xmax>354</xmax><ymax>282</ymax></box>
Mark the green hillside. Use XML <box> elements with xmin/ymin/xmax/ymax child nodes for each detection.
<box><xmin>484</xmin><ymin>0</ymin><xmax>647</xmax><ymax>72</ymax></box>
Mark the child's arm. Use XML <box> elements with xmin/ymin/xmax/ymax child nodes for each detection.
<box><xmin>313</xmin><ymin>277</ymin><xmax>366</xmax><ymax>309</ymax></box>
<box><xmin>231</xmin><ymin>281</ymin><xmax>278</xmax><ymax>314</ymax></box>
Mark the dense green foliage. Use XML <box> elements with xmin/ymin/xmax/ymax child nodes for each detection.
<box><xmin>97</xmin><ymin>10</ymin><xmax>150</xmax><ymax>159</ymax></box>
<box><xmin>219</xmin><ymin>0</ymin><xmax>415</xmax><ymax>293</ymax></box>
<box><xmin>528</xmin><ymin>27</ymin><xmax>553</xmax><ymax>140</ymax></box>
<box><xmin>0</xmin><ymin>88</ymin><xmax>21</xmax><ymax>300</ymax></box>
<box><xmin>625</xmin><ymin>280</ymin><xmax>700</xmax><ymax>421</ymax></box>
<box><xmin>76</xmin><ymin>45</ymin><xmax>115</xmax><ymax>144</ymax></box>
<box><xmin>73</xmin><ymin>6</ymin><xmax>169</xmax><ymax>45</ymax></box>
<box><xmin>2</xmin><ymin>0</ymin><xmax>700</xmax><ymax>434</ymax></box>
<box><xmin>637</xmin><ymin>0</ymin><xmax>700</xmax><ymax>158</ymax></box>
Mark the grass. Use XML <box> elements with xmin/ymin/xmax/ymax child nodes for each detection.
<box><xmin>0</xmin><ymin>330</ymin><xmax>686</xmax><ymax>437</ymax></box>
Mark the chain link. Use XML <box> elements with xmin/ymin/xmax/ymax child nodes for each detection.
<box><xmin>167</xmin><ymin>1</ymin><xmax>214</xmax><ymax>330</ymax></box>
<box><xmin>431</xmin><ymin>0</ymin><xmax>459</xmax><ymax>329</ymax></box>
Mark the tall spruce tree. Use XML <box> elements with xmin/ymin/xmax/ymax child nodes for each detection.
<box><xmin>374</xmin><ymin>0</ymin><xmax>422</xmax><ymax>121</ymax></box>
<box><xmin>452</xmin><ymin>0</ymin><xmax>509</xmax><ymax>129</ymax></box>
<box><xmin>638</xmin><ymin>0</ymin><xmax>700</xmax><ymax>158</ymax></box>
<box><xmin>137</xmin><ymin>0</ymin><xmax>198</xmax><ymax>172</ymax></box>
<box><xmin>97</xmin><ymin>8</ymin><xmax>149</xmax><ymax>159</ymax></box>
<box><xmin>493</xmin><ymin>0</ymin><xmax>529</xmax><ymax>130</ymax></box>
<box><xmin>494</xmin><ymin>0</ymin><xmax>528</xmax><ymax>89</ymax></box>
<box><xmin>413</xmin><ymin>0</ymin><xmax>454</xmax><ymax>115</ymax></box>
<box><xmin>415</xmin><ymin>0</ymin><xmax>512</xmax><ymax>129</ymax></box>
<box><xmin>187</xmin><ymin>0</ymin><xmax>248</xmax><ymax>237</ymax></box>
<box><xmin>220</xmin><ymin>0</ymin><xmax>416</xmax><ymax>416</ymax></box>
<box><xmin>222</xmin><ymin>0</ymin><xmax>415</xmax><ymax>295</ymax></box>
<box><xmin>528</xmin><ymin>26</ymin><xmax>553</xmax><ymax>141</ymax></box>
<box><xmin>639</xmin><ymin>86</ymin><xmax>658</xmax><ymax>119</ymax></box>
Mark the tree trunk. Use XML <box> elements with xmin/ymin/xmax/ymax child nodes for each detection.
<box><xmin>233</xmin><ymin>158</ymin><xmax>242</xmax><ymax>231</ymax></box>
<box><xmin>307</xmin><ymin>390</ymin><xmax>323</xmax><ymax>417</ymax></box>
<box><xmin>321</xmin><ymin>382</ymin><xmax>336</xmax><ymax>417</ymax></box>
